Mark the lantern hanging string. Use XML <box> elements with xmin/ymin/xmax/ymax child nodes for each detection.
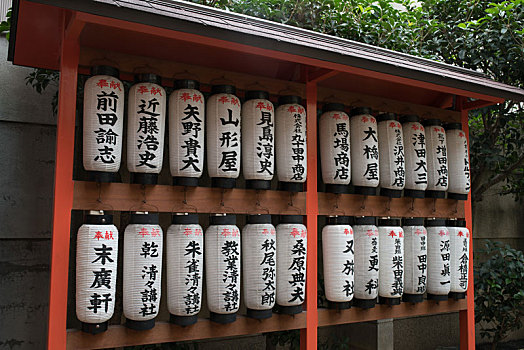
<box><xmin>432</xmin><ymin>198</ymin><xmax>437</xmax><ymax>213</ymax></box>
<box><xmin>247</xmin><ymin>190</ymin><xmax>269</xmax><ymax>215</ymax></box>
<box><xmin>128</xmin><ymin>184</ymin><xmax>159</xmax><ymax>213</ymax></box>
<box><xmin>170</xmin><ymin>186</ymin><xmax>198</xmax><ymax>214</ymax></box>
<box><xmin>385</xmin><ymin>197</ymin><xmax>392</xmax><ymax>213</ymax></box>
<box><xmin>331</xmin><ymin>193</ymin><xmax>345</xmax><ymax>216</ymax></box>
<box><xmin>282</xmin><ymin>191</ymin><xmax>302</xmax><ymax>215</ymax></box>
<box><xmin>452</xmin><ymin>200</ymin><xmax>459</xmax><ymax>214</ymax></box>
<box><xmin>210</xmin><ymin>188</ymin><xmax>235</xmax><ymax>214</ymax></box>
<box><xmin>91</xmin><ymin>181</ymin><xmax>114</xmax><ymax>212</ymax></box>
<box><xmin>360</xmin><ymin>195</ymin><xmax>367</xmax><ymax>210</ymax></box>
<box><xmin>409</xmin><ymin>197</ymin><xmax>415</xmax><ymax>211</ymax></box>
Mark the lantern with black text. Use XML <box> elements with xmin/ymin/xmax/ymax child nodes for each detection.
<box><xmin>207</xmin><ymin>85</ymin><xmax>241</xmax><ymax>188</ymax></box>
<box><xmin>206</xmin><ymin>214</ymin><xmax>241</xmax><ymax>323</ymax></box>
<box><xmin>378</xmin><ymin>218</ymin><xmax>403</xmax><ymax>305</ymax></box>
<box><xmin>276</xmin><ymin>215</ymin><xmax>307</xmax><ymax>314</ymax></box>
<box><xmin>447</xmin><ymin>219</ymin><xmax>469</xmax><ymax>299</ymax></box>
<box><xmin>242</xmin><ymin>214</ymin><xmax>276</xmax><ymax>319</ymax></box>
<box><xmin>444</xmin><ymin>123</ymin><xmax>471</xmax><ymax>200</ymax></box>
<box><xmin>83</xmin><ymin>66</ymin><xmax>124</xmax><ymax>182</ymax></box>
<box><xmin>123</xmin><ymin>212</ymin><xmax>163</xmax><ymax>330</ymax></box>
<box><xmin>127</xmin><ymin>74</ymin><xmax>166</xmax><ymax>184</ymax></box>
<box><xmin>424</xmin><ymin>119</ymin><xmax>448</xmax><ymax>198</ymax></box>
<box><xmin>353</xmin><ymin>216</ymin><xmax>379</xmax><ymax>308</ymax></box>
<box><xmin>167</xmin><ymin>213</ymin><xmax>203</xmax><ymax>326</ymax></box>
<box><xmin>377</xmin><ymin>113</ymin><xmax>405</xmax><ymax>198</ymax></box>
<box><xmin>322</xmin><ymin>216</ymin><xmax>354</xmax><ymax>309</ymax></box>
<box><xmin>400</xmin><ymin>115</ymin><xmax>428</xmax><ymax>198</ymax></box>
<box><xmin>275</xmin><ymin>96</ymin><xmax>307</xmax><ymax>192</ymax></box>
<box><xmin>319</xmin><ymin>103</ymin><xmax>351</xmax><ymax>194</ymax></box>
<box><xmin>350</xmin><ymin>107</ymin><xmax>379</xmax><ymax>195</ymax></box>
<box><xmin>169</xmin><ymin>80</ymin><xmax>205</xmax><ymax>186</ymax></box>
<box><xmin>426</xmin><ymin>218</ymin><xmax>450</xmax><ymax>300</ymax></box>
<box><xmin>242</xmin><ymin>91</ymin><xmax>274</xmax><ymax>190</ymax></box>
<box><xmin>402</xmin><ymin>218</ymin><xmax>427</xmax><ymax>303</ymax></box>
<box><xmin>76</xmin><ymin>211</ymin><xmax>118</xmax><ymax>334</ymax></box>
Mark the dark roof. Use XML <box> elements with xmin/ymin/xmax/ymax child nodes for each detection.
<box><xmin>18</xmin><ymin>0</ymin><xmax>524</xmax><ymax>101</ymax></box>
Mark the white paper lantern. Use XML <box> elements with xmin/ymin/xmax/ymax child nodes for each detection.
<box><xmin>166</xmin><ymin>213</ymin><xmax>203</xmax><ymax>326</ymax></box>
<box><xmin>378</xmin><ymin>219</ymin><xmax>403</xmax><ymax>305</ymax></box>
<box><xmin>322</xmin><ymin>216</ymin><xmax>354</xmax><ymax>309</ymax></box>
<box><xmin>207</xmin><ymin>85</ymin><xmax>241</xmax><ymax>188</ymax></box>
<box><xmin>123</xmin><ymin>213</ymin><xmax>163</xmax><ymax>330</ymax></box>
<box><xmin>319</xmin><ymin>103</ymin><xmax>351</xmax><ymax>194</ymax></box>
<box><xmin>400</xmin><ymin>115</ymin><xmax>428</xmax><ymax>198</ymax></box>
<box><xmin>76</xmin><ymin>211</ymin><xmax>118</xmax><ymax>334</ymax></box>
<box><xmin>275</xmin><ymin>96</ymin><xmax>307</xmax><ymax>192</ymax></box>
<box><xmin>350</xmin><ymin>107</ymin><xmax>379</xmax><ymax>195</ymax></box>
<box><xmin>206</xmin><ymin>214</ymin><xmax>241</xmax><ymax>323</ymax></box>
<box><xmin>83</xmin><ymin>66</ymin><xmax>124</xmax><ymax>182</ymax></box>
<box><xmin>242</xmin><ymin>91</ymin><xmax>275</xmax><ymax>190</ymax></box>
<box><xmin>242</xmin><ymin>214</ymin><xmax>276</xmax><ymax>318</ymax></box>
<box><xmin>426</xmin><ymin>219</ymin><xmax>450</xmax><ymax>300</ymax></box>
<box><xmin>353</xmin><ymin>217</ymin><xmax>379</xmax><ymax>308</ymax></box>
<box><xmin>424</xmin><ymin>119</ymin><xmax>448</xmax><ymax>198</ymax></box>
<box><xmin>127</xmin><ymin>74</ymin><xmax>166</xmax><ymax>185</ymax></box>
<box><xmin>402</xmin><ymin>218</ymin><xmax>427</xmax><ymax>303</ymax></box>
<box><xmin>445</xmin><ymin>124</ymin><xmax>471</xmax><ymax>200</ymax></box>
<box><xmin>169</xmin><ymin>80</ymin><xmax>205</xmax><ymax>187</ymax></box>
<box><xmin>276</xmin><ymin>215</ymin><xmax>307</xmax><ymax>314</ymax></box>
<box><xmin>448</xmin><ymin>219</ymin><xmax>470</xmax><ymax>298</ymax></box>
<box><xmin>377</xmin><ymin>113</ymin><xmax>405</xmax><ymax>198</ymax></box>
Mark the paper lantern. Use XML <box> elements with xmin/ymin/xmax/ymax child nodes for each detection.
<box><xmin>76</xmin><ymin>211</ymin><xmax>118</xmax><ymax>334</ymax></box>
<box><xmin>447</xmin><ymin>219</ymin><xmax>469</xmax><ymax>299</ymax></box>
<box><xmin>322</xmin><ymin>216</ymin><xmax>354</xmax><ymax>309</ymax></box>
<box><xmin>319</xmin><ymin>103</ymin><xmax>351</xmax><ymax>194</ymax></box>
<box><xmin>426</xmin><ymin>218</ymin><xmax>450</xmax><ymax>300</ymax></box>
<box><xmin>83</xmin><ymin>66</ymin><xmax>124</xmax><ymax>182</ymax></box>
<box><xmin>276</xmin><ymin>215</ymin><xmax>307</xmax><ymax>314</ymax></box>
<box><xmin>400</xmin><ymin>115</ymin><xmax>428</xmax><ymax>198</ymax></box>
<box><xmin>169</xmin><ymin>80</ymin><xmax>205</xmax><ymax>187</ymax></box>
<box><xmin>377</xmin><ymin>113</ymin><xmax>405</xmax><ymax>198</ymax></box>
<box><xmin>378</xmin><ymin>218</ymin><xmax>403</xmax><ymax>305</ymax></box>
<box><xmin>242</xmin><ymin>91</ymin><xmax>275</xmax><ymax>190</ymax></box>
<box><xmin>444</xmin><ymin>124</ymin><xmax>471</xmax><ymax>200</ymax></box>
<box><xmin>127</xmin><ymin>74</ymin><xmax>166</xmax><ymax>185</ymax></box>
<box><xmin>353</xmin><ymin>216</ymin><xmax>379</xmax><ymax>309</ymax></box>
<box><xmin>275</xmin><ymin>96</ymin><xmax>307</xmax><ymax>192</ymax></box>
<box><xmin>123</xmin><ymin>212</ymin><xmax>163</xmax><ymax>330</ymax></box>
<box><xmin>206</xmin><ymin>214</ymin><xmax>241</xmax><ymax>323</ymax></box>
<box><xmin>402</xmin><ymin>218</ymin><xmax>427</xmax><ymax>303</ymax></box>
<box><xmin>166</xmin><ymin>213</ymin><xmax>203</xmax><ymax>326</ymax></box>
<box><xmin>242</xmin><ymin>214</ymin><xmax>276</xmax><ymax>319</ymax></box>
<box><xmin>207</xmin><ymin>85</ymin><xmax>241</xmax><ymax>189</ymax></box>
<box><xmin>423</xmin><ymin>119</ymin><xmax>448</xmax><ymax>198</ymax></box>
<box><xmin>350</xmin><ymin>107</ymin><xmax>379</xmax><ymax>195</ymax></box>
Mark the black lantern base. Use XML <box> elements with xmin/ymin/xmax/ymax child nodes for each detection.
<box><xmin>88</xmin><ymin>171</ymin><xmax>116</xmax><ymax>183</ymax></box>
<box><xmin>246</xmin><ymin>179</ymin><xmax>271</xmax><ymax>190</ymax></box>
<box><xmin>354</xmin><ymin>186</ymin><xmax>377</xmax><ymax>196</ymax></box>
<box><xmin>81</xmin><ymin>321</ymin><xmax>108</xmax><ymax>334</ymax></box>
<box><xmin>402</xmin><ymin>293</ymin><xmax>424</xmax><ymax>303</ymax></box>
<box><xmin>173</xmin><ymin>176</ymin><xmax>199</xmax><ymax>187</ymax></box>
<box><xmin>328</xmin><ymin>301</ymin><xmax>352</xmax><ymax>310</ymax></box>
<box><xmin>246</xmin><ymin>308</ymin><xmax>273</xmax><ymax>319</ymax></box>
<box><xmin>125</xmin><ymin>318</ymin><xmax>155</xmax><ymax>330</ymax></box>
<box><xmin>325</xmin><ymin>184</ymin><xmax>349</xmax><ymax>194</ymax></box>
<box><xmin>170</xmin><ymin>314</ymin><xmax>198</xmax><ymax>326</ymax></box>
<box><xmin>379</xmin><ymin>296</ymin><xmax>401</xmax><ymax>306</ymax></box>
<box><xmin>449</xmin><ymin>292</ymin><xmax>466</xmax><ymax>300</ymax></box>
<box><xmin>276</xmin><ymin>304</ymin><xmax>303</xmax><ymax>315</ymax></box>
<box><xmin>212</xmin><ymin>177</ymin><xmax>236</xmax><ymax>189</ymax></box>
<box><xmin>448</xmin><ymin>192</ymin><xmax>468</xmax><ymax>201</ymax></box>
<box><xmin>426</xmin><ymin>190</ymin><xmax>446</xmax><ymax>199</ymax></box>
<box><xmin>404</xmin><ymin>189</ymin><xmax>425</xmax><ymax>199</ymax></box>
<box><xmin>353</xmin><ymin>297</ymin><xmax>377</xmax><ymax>309</ymax></box>
<box><xmin>131</xmin><ymin>172</ymin><xmax>158</xmax><ymax>185</ymax></box>
<box><xmin>427</xmin><ymin>293</ymin><xmax>448</xmax><ymax>301</ymax></box>
<box><xmin>279</xmin><ymin>181</ymin><xmax>304</xmax><ymax>192</ymax></box>
<box><xmin>210</xmin><ymin>312</ymin><xmax>236</xmax><ymax>324</ymax></box>
<box><xmin>380</xmin><ymin>188</ymin><xmax>402</xmax><ymax>198</ymax></box>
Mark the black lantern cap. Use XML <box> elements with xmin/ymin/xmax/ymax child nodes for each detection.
<box><xmin>245</xmin><ymin>90</ymin><xmax>269</xmax><ymax>101</ymax></box>
<box><xmin>446</xmin><ymin>219</ymin><xmax>467</xmax><ymax>227</ymax></box>
<box><xmin>135</xmin><ymin>73</ymin><xmax>162</xmax><ymax>85</ymax></box>
<box><xmin>247</xmin><ymin>214</ymin><xmax>272</xmax><ymax>224</ymax></box>
<box><xmin>403</xmin><ymin>217</ymin><xmax>424</xmax><ymax>226</ymax></box>
<box><xmin>354</xmin><ymin>216</ymin><xmax>376</xmax><ymax>225</ymax></box>
<box><xmin>91</xmin><ymin>65</ymin><xmax>119</xmax><ymax>78</ymax></box>
<box><xmin>212</xmin><ymin>84</ymin><xmax>236</xmax><ymax>95</ymax></box>
<box><xmin>129</xmin><ymin>212</ymin><xmax>159</xmax><ymax>224</ymax></box>
<box><xmin>423</xmin><ymin>118</ymin><xmax>442</xmax><ymax>127</ymax></box>
<box><xmin>278</xmin><ymin>95</ymin><xmax>302</xmax><ymax>105</ymax></box>
<box><xmin>399</xmin><ymin>114</ymin><xmax>420</xmax><ymax>123</ymax></box>
<box><xmin>350</xmin><ymin>107</ymin><xmax>372</xmax><ymax>116</ymax></box>
<box><xmin>376</xmin><ymin>112</ymin><xmax>396</xmax><ymax>122</ymax></box>
<box><xmin>172</xmin><ymin>213</ymin><xmax>199</xmax><ymax>225</ymax></box>
<box><xmin>84</xmin><ymin>213</ymin><xmax>113</xmax><ymax>225</ymax></box>
<box><xmin>444</xmin><ymin>122</ymin><xmax>463</xmax><ymax>131</ymax></box>
<box><xmin>323</xmin><ymin>102</ymin><xmax>345</xmax><ymax>113</ymax></box>
<box><xmin>378</xmin><ymin>218</ymin><xmax>401</xmax><ymax>226</ymax></box>
<box><xmin>425</xmin><ymin>218</ymin><xmax>446</xmax><ymax>227</ymax></box>
<box><xmin>279</xmin><ymin>215</ymin><xmax>303</xmax><ymax>224</ymax></box>
<box><xmin>210</xmin><ymin>214</ymin><xmax>236</xmax><ymax>225</ymax></box>
<box><xmin>326</xmin><ymin>216</ymin><xmax>351</xmax><ymax>225</ymax></box>
<box><xmin>174</xmin><ymin>79</ymin><xmax>200</xmax><ymax>90</ymax></box>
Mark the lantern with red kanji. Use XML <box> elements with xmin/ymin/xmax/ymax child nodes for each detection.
<box><xmin>76</xmin><ymin>210</ymin><xmax>118</xmax><ymax>334</ymax></box>
<box><xmin>127</xmin><ymin>74</ymin><xmax>166</xmax><ymax>185</ymax></box>
<box><xmin>319</xmin><ymin>103</ymin><xmax>351</xmax><ymax>194</ymax></box>
<box><xmin>206</xmin><ymin>214</ymin><xmax>241</xmax><ymax>323</ymax></box>
<box><xmin>400</xmin><ymin>115</ymin><xmax>428</xmax><ymax>198</ymax></box>
<box><xmin>123</xmin><ymin>212</ymin><xmax>163</xmax><ymax>330</ymax></box>
<box><xmin>166</xmin><ymin>213</ymin><xmax>203</xmax><ymax>326</ymax></box>
<box><xmin>447</xmin><ymin>219</ymin><xmax>469</xmax><ymax>299</ymax></box>
<box><xmin>402</xmin><ymin>218</ymin><xmax>427</xmax><ymax>303</ymax></box>
<box><xmin>275</xmin><ymin>96</ymin><xmax>307</xmax><ymax>192</ymax></box>
<box><xmin>378</xmin><ymin>218</ymin><xmax>404</xmax><ymax>305</ymax></box>
<box><xmin>169</xmin><ymin>79</ymin><xmax>205</xmax><ymax>187</ymax></box>
<box><xmin>377</xmin><ymin>113</ymin><xmax>405</xmax><ymax>198</ymax></box>
<box><xmin>353</xmin><ymin>216</ymin><xmax>379</xmax><ymax>308</ymax></box>
<box><xmin>207</xmin><ymin>85</ymin><xmax>241</xmax><ymax>189</ymax></box>
<box><xmin>242</xmin><ymin>214</ymin><xmax>276</xmax><ymax>318</ymax></box>
<box><xmin>426</xmin><ymin>218</ymin><xmax>450</xmax><ymax>300</ymax></box>
<box><xmin>322</xmin><ymin>216</ymin><xmax>354</xmax><ymax>309</ymax></box>
<box><xmin>276</xmin><ymin>215</ymin><xmax>307</xmax><ymax>314</ymax></box>
<box><xmin>444</xmin><ymin>123</ymin><xmax>471</xmax><ymax>200</ymax></box>
<box><xmin>83</xmin><ymin>66</ymin><xmax>124</xmax><ymax>182</ymax></box>
<box><xmin>423</xmin><ymin>119</ymin><xmax>448</xmax><ymax>198</ymax></box>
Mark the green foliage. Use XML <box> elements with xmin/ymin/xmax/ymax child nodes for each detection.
<box><xmin>266</xmin><ymin>329</ymin><xmax>301</xmax><ymax>349</ymax></box>
<box><xmin>25</xmin><ymin>69</ymin><xmax>60</xmax><ymax>115</ymax></box>
<box><xmin>0</xmin><ymin>8</ymin><xmax>11</xmax><ymax>41</ymax></box>
<box><xmin>475</xmin><ymin>240</ymin><xmax>524</xmax><ymax>349</ymax></box>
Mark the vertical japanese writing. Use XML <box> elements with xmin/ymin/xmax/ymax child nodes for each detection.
<box><xmin>391</xmin><ymin>236</ymin><xmax>403</xmax><ymax>296</ymax></box>
<box><xmin>221</xmin><ymin>237</ymin><xmax>240</xmax><ymax>312</ymax></box>
<box><xmin>288</xmin><ymin>236</ymin><xmax>306</xmax><ymax>303</ymax></box>
<box><xmin>362</xmin><ymin>120</ymin><xmax>379</xmax><ymax>181</ymax></box>
<box><xmin>342</xmin><ymin>238</ymin><xmax>354</xmax><ymax>297</ymax></box>
<box><xmin>219</xmin><ymin>104</ymin><xmax>240</xmax><ymax>173</ymax></box>
<box><xmin>88</xmin><ymin>242</ymin><xmax>114</xmax><ymax>314</ymax></box>
<box><xmin>365</xmin><ymin>228</ymin><xmax>379</xmax><ymax>295</ymax></box>
<box><xmin>180</xmin><ymin>98</ymin><xmax>203</xmax><ymax>173</ymax></box>
<box><xmin>417</xmin><ymin>230</ymin><xmax>427</xmax><ymax>293</ymax></box>
<box><xmin>260</xmin><ymin>237</ymin><xmax>276</xmax><ymax>306</ymax></box>
<box><xmin>134</xmin><ymin>86</ymin><xmax>162</xmax><ymax>169</ymax></box>
<box><xmin>411</xmin><ymin>124</ymin><xmax>427</xmax><ymax>185</ymax></box>
<box><xmin>392</xmin><ymin>126</ymin><xmax>405</xmax><ymax>188</ymax></box>
<box><xmin>458</xmin><ymin>235</ymin><xmax>469</xmax><ymax>290</ymax></box>
<box><xmin>139</xmin><ymin>227</ymin><xmax>161</xmax><ymax>318</ymax></box>
<box><xmin>461</xmin><ymin>132</ymin><xmax>471</xmax><ymax>192</ymax></box>
<box><xmin>440</xmin><ymin>230</ymin><xmax>451</xmax><ymax>286</ymax></box>
<box><xmin>333</xmin><ymin>118</ymin><xmax>350</xmax><ymax>181</ymax></box>
<box><xmin>94</xmin><ymin>79</ymin><xmax>121</xmax><ymax>164</ymax></box>
<box><xmin>256</xmin><ymin>104</ymin><xmax>274</xmax><ymax>175</ymax></box>
<box><xmin>435</xmin><ymin>128</ymin><xmax>448</xmax><ymax>188</ymax></box>
<box><xmin>290</xmin><ymin>105</ymin><xmax>306</xmax><ymax>181</ymax></box>
<box><xmin>183</xmin><ymin>234</ymin><xmax>201</xmax><ymax>314</ymax></box>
